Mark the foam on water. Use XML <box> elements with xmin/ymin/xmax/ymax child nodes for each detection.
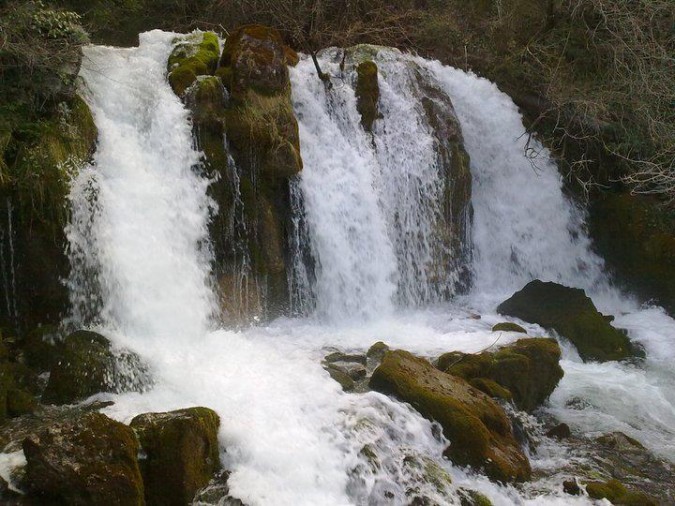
<box><xmin>66</xmin><ymin>32</ymin><xmax>675</xmax><ymax>506</ymax></box>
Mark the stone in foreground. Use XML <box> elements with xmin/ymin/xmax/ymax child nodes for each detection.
<box><xmin>370</xmin><ymin>350</ymin><xmax>531</xmax><ymax>482</ymax></box>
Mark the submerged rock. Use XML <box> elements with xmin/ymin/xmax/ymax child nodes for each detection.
<box><xmin>22</xmin><ymin>412</ymin><xmax>144</xmax><ymax>505</ymax></box>
<box><xmin>497</xmin><ymin>280</ymin><xmax>641</xmax><ymax>362</ymax></box>
<box><xmin>131</xmin><ymin>407</ymin><xmax>221</xmax><ymax>506</ymax></box>
<box><xmin>437</xmin><ymin>338</ymin><xmax>564</xmax><ymax>412</ymax></box>
<box><xmin>370</xmin><ymin>350</ymin><xmax>531</xmax><ymax>482</ymax></box>
<box><xmin>585</xmin><ymin>478</ymin><xmax>658</xmax><ymax>505</ymax></box>
<box><xmin>42</xmin><ymin>330</ymin><xmax>151</xmax><ymax>405</ymax></box>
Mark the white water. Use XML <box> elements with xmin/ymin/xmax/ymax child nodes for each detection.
<box><xmin>62</xmin><ymin>32</ymin><xmax>675</xmax><ymax>506</ymax></box>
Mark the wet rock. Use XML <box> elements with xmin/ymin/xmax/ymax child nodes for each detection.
<box><xmin>168</xmin><ymin>32</ymin><xmax>220</xmax><ymax>96</ymax></box>
<box><xmin>491</xmin><ymin>322</ymin><xmax>527</xmax><ymax>334</ymax></box>
<box><xmin>459</xmin><ymin>488</ymin><xmax>493</xmax><ymax>506</ymax></box>
<box><xmin>324</xmin><ymin>365</ymin><xmax>355</xmax><ymax>392</ymax></box>
<box><xmin>563</xmin><ymin>479</ymin><xmax>581</xmax><ymax>495</ymax></box>
<box><xmin>497</xmin><ymin>280</ymin><xmax>641</xmax><ymax>362</ymax></box>
<box><xmin>22</xmin><ymin>412</ymin><xmax>144</xmax><ymax>505</ymax></box>
<box><xmin>42</xmin><ymin>330</ymin><xmax>151</xmax><ymax>405</ymax></box>
<box><xmin>370</xmin><ymin>350</ymin><xmax>531</xmax><ymax>482</ymax></box>
<box><xmin>324</xmin><ymin>352</ymin><xmax>367</xmax><ymax>365</ymax></box>
<box><xmin>437</xmin><ymin>338</ymin><xmax>564</xmax><ymax>412</ymax></box>
<box><xmin>22</xmin><ymin>325</ymin><xmax>62</xmax><ymax>372</ymax></box>
<box><xmin>194</xmin><ymin>471</ymin><xmax>247</xmax><ymax>505</ymax></box>
<box><xmin>367</xmin><ymin>341</ymin><xmax>390</xmax><ymax>363</ymax></box>
<box><xmin>355</xmin><ymin>60</ymin><xmax>382</xmax><ymax>132</ymax></box>
<box><xmin>546</xmin><ymin>423</ymin><xmax>571</xmax><ymax>440</ymax></box>
<box><xmin>585</xmin><ymin>478</ymin><xmax>658</xmax><ymax>505</ymax></box>
<box><xmin>130</xmin><ymin>407</ymin><xmax>221</xmax><ymax>506</ymax></box>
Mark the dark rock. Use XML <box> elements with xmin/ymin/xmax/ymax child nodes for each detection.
<box><xmin>497</xmin><ymin>280</ymin><xmax>641</xmax><ymax>362</ymax></box>
<box><xmin>130</xmin><ymin>407</ymin><xmax>221</xmax><ymax>506</ymax></box>
<box><xmin>546</xmin><ymin>423</ymin><xmax>571</xmax><ymax>440</ymax></box>
<box><xmin>355</xmin><ymin>60</ymin><xmax>382</xmax><ymax>132</ymax></box>
<box><xmin>42</xmin><ymin>330</ymin><xmax>151</xmax><ymax>405</ymax></box>
<box><xmin>459</xmin><ymin>488</ymin><xmax>493</xmax><ymax>506</ymax></box>
<box><xmin>324</xmin><ymin>352</ymin><xmax>367</xmax><ymax>365</ymax></box>
<box><xmin>370</xmin><ymin>350</ymin><xmax>531</xmax><ymax>482</ymax></box>
<box><xmin>438</xmin><ymin>338</ymin><xmax>564</xmax><ymax>412</ymax></box>
<box><xmin>22</xmin><ymin>325</ymin><xmax>62</xmax><ymax>372</ymax></box>
<box><xmin>22</xmin><ymin>412</ymin><xmax>144</xmax><ymax>505</ymax></box>
<box><xmin>366</xmin><ymin>341</ymin><xmax>389</xmax><ymax>364</ymax></box>
<box><xmin>563</xmin><ymin>479</ymin><xmax>581</xmax><ymax>495</ymax></box>
<box><xmin>325</xmin><ymin>365</ymin><xmax>355</xmax><ymax>392</ymax></box>
<box><xmin>491</xmin><ymin>322</ymin><xmax>527</xmax><ymax>334</ymax></box>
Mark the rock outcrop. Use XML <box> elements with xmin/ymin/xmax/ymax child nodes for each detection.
<box><xmin>497</xmin><ymin>280</ymin><xmax>642</xmax><ymax>362</ymax></box>
<box><xmin>22</xmin><ymin>412</ymin><xmax>144</xmax><ymax>505</ymax></box>
<box><xmin>42</xmin><ymin>330</ymin><xmax>151</xmax><ymax>405</ymax></box>
<box><xmin>131</xmin><ymin>407</ymin><xmax>221</xmax><ymax>506</ymax></box>
<box><xmin>370</xmin><ymin>350</ymin><xmax>531</xmax><ymax>482</ymax></box>
<box><xmin>437</xmin><ymin>338</ymin><xmax>564</xmax><ymax>412</ymax></box>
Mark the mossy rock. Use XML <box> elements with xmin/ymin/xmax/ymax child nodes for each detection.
<box><xmin>585</xmin><ymin>479</ymin><xmax>658</xmax><ymax>505</ymax></box>
<box><xmin>23</xmin><ymin>325</ymin><xmax>62</xmax><ymax>372</ymax></box>
<box><xmin>325</xmin><ymin>365</ymin><xmax>355</xmax><ymax>392</ymax></box>
<box><xmin>220</xmin><ymin>25</ymin><xmax>292</xmax><ymax>97</ymax></box>
<box><xmin>438</xmin><ymin>338</ymin><xmax>563</xmax><ymax>411</ymax></box>
<box><xmin>22</xmin><ymin>412</ymin><xmax>144</xmax><ymax>505</ymax></box>
<box><xmin>498</xmin><ymin>280</ymin><xmax>641</xmax><ymax>362</ymax></box>
<box><xmin>589</xmin><ymin>193</ymin><xmax>675</xmax><ymax>315</ymax></box>
<box><xmin>168</xmin><ymin>32</ymin><xmax>220</xmax><ymax>96</ymax></box>
<box><xmin>355</xmin><ymin>60</ymin><xmax>382</xmax><ymax>133</ymax></box>
<box><xmin>459</xmin><ymin>488</ymin><xmax>493</xmax><ymax>506</ymax></box>
<box><xmin>42</xmin><ymin>330</ymin><xmax>151</xmax><ymax>405</ymax></box>
<box><xmin>491</xmin><ymin>322</ymin><xmax>527</xmax><ymax>334</ymax></box>
<box><xmin>131</xmin><ymin>407</ymin><xmax>221</xmax><ymax>506</ymax></box>
<box><xmin>370</xmin><ymin>350</ymin><xmax>531</xmax><ymax>482</ymax></box>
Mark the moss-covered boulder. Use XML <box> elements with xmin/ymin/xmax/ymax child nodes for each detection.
<box><xmin>370</xmin><ymin>350</ymin><xmax>531</xmax><ymax>482</ymax></box>
<box><xmin>131</xmin><ymin>407</ymin><xmax>221</xmax><ymax>506</ymax></box>
<box><xmin>355</xmin><ymin>60</ymin><xmax>382</xmax><ymax>133</ymax></box>
<box><xmin>589</xmin><ymin>193</ymin><xmax>675</xmax><ymax>315</ymax></box>
<box><xmin>584</xmin><ymin>478</ymin><xmax>658</xmax><ymax>505</ymax></box>
<box><xmin>42</xmin><ymin>330</ymin><xmax>151</xmax><ymax>405</ymax></box>
<box><xmin>22</xmin><ymin>412</ymin><xmax>144</xmax><ymax>505</ymax></box>
<box><xmin>497</xmin><ymin>280</ymin><xmax>641</xmax><ymax>362</ymax></box>
<box><xmin>437</xmin><ymin>338</ymin><xmax>564</xmax><ymax>412</ymax></box>
<box><xmin>168</xmin><ymin>32</ymin><xmax>220</xmax><ymax>96</ymax></box>
<box><xmin>491</xmin><ymin>322</ymin><xmax>527</xmax><ymax>334</ymax></box>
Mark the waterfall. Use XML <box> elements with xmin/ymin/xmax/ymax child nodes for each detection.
<box><xmin>62</xmin><ymin>31</ymin><xmax>675</xmax><ymax>505</ymax></box>
<box><xmin>68</xmin><ymin>31</ymin><xmax>215</xmax><ymax>340</ymax></box>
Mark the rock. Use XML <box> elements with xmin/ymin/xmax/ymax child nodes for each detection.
<box><xmin>546</xmin><ymin>423</ymin><xmax>571</xmax><ymax>440</ymax></box>
<box><xmin>130</xmin><ymin>407</ymin><xmax>221</xmax><ymax>506</ymax></box>
<box><xmin>325</xmin><ymin>365</ymin><xmax>355</xmax><ymax>392</ymax></box>
<box><xmin>589</xmin><ymin>193</ymin><xmax>675</xmax><ymax>315</ymax></box>
<box><xmin>497</xmin><ymin>280</ymin><xmax>641</xmax><ymax>362</ymax></box>
<box><xmin>459</xmin><ymin>488</ymin><xmax>493</xmax><ymax>506</ymax></box>
<box><xmin>42</xmin><ymin>330</ymin><xmax>151</xmax><ymax>405</ymax></box>
<box><xmin>168</xmin><ymin>32</ymin><xmax>220</xmax><ymax>96</ymax></box>
<box><xmin>367</xmin><ymin>341</ymin><xmax>390</xmax><ymax>363</ymax></box>
<box><xmin>22</xmin><ymin>412</ymin><xmax>144</xmax><ymax>505</ymax></box>
<box><xmin>370</xmin><ymin>350</ymin><xmax>531</xmax><ymax>482</ymax></box>
<box><xmin>324</xmin><ymin>352</ymin><xmax>367</xmax><ymax>365</ymax></box>
<box><xmin>355</xmin><ymin>60</ymin><xmax>382</xmax><ymax>132</ymax></box>
<box><xmin>563</xmin><ymin>479</ymin><xmax>581</xmax><ymax>495</ymax></box>
<box><xmin>22</xmin><ymin>325</ymin><xmax>62</xmax><ymax>372</ymax></box>
<box><xmin>491</xmin><ymin>322</ymin><xmax>527</xmax><ymax>334</ymax></box>
<box><xmin>585</xmin><ymin>478</ymin><xmax>658</xmax><ymax>505</ymax></box>
<box><xmin>438</xmin><ymin>338</ymin><xmax>564</xmax><ymax>412</ymax></box>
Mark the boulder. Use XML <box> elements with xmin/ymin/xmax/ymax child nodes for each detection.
<box><xmin>168</xmin><ymin>32</ymin><xmax>220</xmax><ymax>96</ymax></box>
<box><xmin>131</xmin><ymin>407</ymin><xmax>221</xmax><ymax>506</ymax></box>
<box><xmin>42</xmin><ymin>330</ymin><xmax>151</xmax><ymax>405</ymax></box>
<box><xmin>437</xmin><ymin>338</ymin><xmax>564</xmax><ymax>412</ymax></box>
<box><xmin>491</xmin><ymin>322</ymin><xmax>526</xmax><ymax>334</ymax></box>
<box><xmin>22</xmin><ymin>412</ymin><xmax>144</xmax><ymax>505</ymax></box>
<box><xmin>497</xmin><ymin>280</ymin><xmax>641</xmax><ymax>362</ymax></box>
<box><xmin>370</xmin><ymin>350</ymin><xmax>531</xmax><ymax>482</ymax></box>
<box><xmin>584</xmin><ymin>478</ymin><xmax>657</xmax><ymax>505</ymax></box>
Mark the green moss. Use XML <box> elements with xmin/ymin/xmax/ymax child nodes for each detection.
<box><xmin>498</xmin><ymin>280</ymin><xmax>640</xmax><ymax>362</ymax></box>
<box><xmin>370</xmin><ymin>350</ymin><xmax>531</xmax><ymax>482</ymax></box>
<box><xmin>459</xmin><ymin>488</ymin><xmax>493</xmax><ymax>506</ymax></box>
<box><xmin>355</xmin><ymin>60</ymin><xmax>381</xmax><ymax>133</ymax></box>
<box><xmin>469</xmin><ymin>378</ymin><xmax>513</xmax><ymax>402</ymax></box>
<box><xmin>491</xmin><ymin>322</ymin><xmax>527</xmax><ymax>334</ymax></box>
<box><xmin>585</xmin><ymin>479</ymin><xmax>657</xmax><ymax>505</ymax></box>
<box><xmin>7</xmin><ymin>386</ymin><xmax>37</xmax><ymax>417</ymax></box>
<box><xmin>168</xmin><ymin>32</ymin><xmax>220</xmax><ymax>96</ymax></box>
<box><xmin>131</xmin><ymin>407</ymin><xmax>221</xmax><ymax>506</ymax></box>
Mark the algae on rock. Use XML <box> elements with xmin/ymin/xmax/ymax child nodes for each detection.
<box><xmin>370</xmin><ymin>349</ymin><xmax>531</xmax><ymax>483</ymax></box>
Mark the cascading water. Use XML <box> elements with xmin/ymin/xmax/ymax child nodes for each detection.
<box><xmin>58</xmin><ymin>31</ymin><xmax>675</xmax><ymax>506</ymax></box>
